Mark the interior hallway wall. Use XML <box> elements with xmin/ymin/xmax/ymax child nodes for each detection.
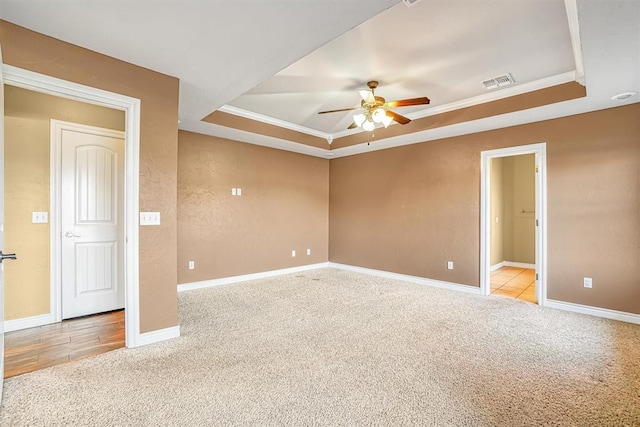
<box><xmin>502</xmin><ymin>154</ymin><xmax>535</xmax><ymax>264</ymax></box>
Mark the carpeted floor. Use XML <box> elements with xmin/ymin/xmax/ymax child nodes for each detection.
<box><xmin>1</xmin><ymin>268</ymin><xmax>639</xmax><ymax>426</ymax></box>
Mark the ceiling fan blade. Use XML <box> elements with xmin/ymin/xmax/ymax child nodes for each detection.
<box><xmin>347</xmin><ymin>122</ymin><xmax>357</xmax><ymax>130</ymax></box>
<box><xmin>386</xmin><ymin>97</ymin><xmax>431</xmax><ymax>108</ymax></box>
<box><xmin>318</xmin><ymin>107</ymin><xmax>357</xmax><ymax>114</ymax></box>
<box><xmin>386</xmin><ymin>110</ymin><xmax>411</xmax><ymax>125</ymax></box>
<box><xmin>359</xmin><ymin>89</ymin><xmax>375</xmax><ymax>104</ymax></box>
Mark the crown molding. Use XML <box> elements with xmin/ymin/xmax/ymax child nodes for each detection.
<box><xmin>179</xmin><ymin>117</ymin><xmax>332</xmax><ymax>158</ymax></box>
<box><xmin>218</xmin><ymin>104</ymin><xmax>330</xmax><ymax>140</ymax></box>
<box><xmin>564</xmin><ymin>0</ymin><xmax>585</xmax><ymax>86</ymax></box>
<box><xmin>215</xmin><ymin>71</ymin><xmax>579</xmax><ymax>142</ymax></box>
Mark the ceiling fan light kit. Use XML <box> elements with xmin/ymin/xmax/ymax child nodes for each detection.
<box><xmin>318</xmin><ymin>80</ymin><xmax>430</xmax><ymax>133</ymax></box>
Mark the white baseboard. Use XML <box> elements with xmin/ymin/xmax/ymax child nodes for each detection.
<box><xmin>490</xmin><ymin>261</ymin><xmax>505</xmax><ymax>271</ymax></box>
<box><xmin>178</xmin><ymin>262</ymin><xmax>330</xmax><ymax>293</ymax></box>
<box><xmin>327</xmin><ymin>262</ymin><xmax>481</xmax><ymax>295</ymax></box>
<box><xmin>135</xmin><ymin>325</ymin><xmax>181</xmax><ymax>347</ymax></box>
<box><xmin>504</xmin><ymin>261</ymin><xmax>536</xmax><ymax>269</ymax></box>
<box><xmin>492</xmin><ymin>261</ymin><xmax>536</xmax><ymax>270</ymax></box>
<box><xmin>4</xmin><ymin>313</ymin><xmax>56</xmax><ymax>333</ymax></box>
<box><xmin>545</xmin><ymin>300</ymin><xmax>640</xmax><ymax>325</ymax></box>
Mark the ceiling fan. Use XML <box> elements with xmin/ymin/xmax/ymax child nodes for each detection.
<box><xmin>318</xmin><ymin>80</ymin><xmax>430</xmax><ymax>131</ymax></box>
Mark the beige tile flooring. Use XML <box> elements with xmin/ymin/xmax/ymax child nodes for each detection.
<box><xmin>490</xmin><ymin>266</ymin><xmax>537</xmax><ymax>303</ymax></box>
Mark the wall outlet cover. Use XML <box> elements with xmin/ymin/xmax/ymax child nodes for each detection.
<box><xmin>140</xmin><ymin>212</ymin><xmax>161</xmax><ymax>226</ymax></box>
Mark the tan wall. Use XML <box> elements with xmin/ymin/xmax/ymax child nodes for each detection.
<box><xmin>329</xmin><ymin>104</ymin><xmax>640</xmax><ymax>314</ymax></box>
<box><xmin>1</xmin><ymin>21</ymin><xmax>180</xmax><ymax>332</ymax></box>
<box><xmin>502</xmin><ymin>155</ymin><xmax>535</xmax><ymax>264</ymax></box>
<box><xmin>490</xmin><ymin>157</ymin><xmax>504</xmax><ymax>266</ymax></box>
<box><xmin>3</xmin><ymin>85</ymin><xmax>125</xmax><ymax>320</ymax></box>
<box><xmin>177</xmin><ymin>131</ymin><xmax>329</xmax><ymax>284</ymax></box>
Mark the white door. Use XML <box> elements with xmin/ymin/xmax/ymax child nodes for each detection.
<box><xmin>59</xmin><ymin>122</ymin><xmax>125</xmax><ymax>319</ymax></box>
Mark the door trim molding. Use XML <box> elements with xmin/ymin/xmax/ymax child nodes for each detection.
<box><xmin>480</xmin><ymin>143</ymin><xmax>548</xmax><ymax>305</ymax></box>
<box><xmin>2</xmin><ymin>64</ymin><xmax>144</xmax><ymax>348</ymax></box>
<box><xmin>51</xmin><ymin>120</ymin><xmax>125</xmax><ymax>322</ymax></box>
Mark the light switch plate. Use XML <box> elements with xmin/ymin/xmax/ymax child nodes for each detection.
<box><xmin>140</xmin><ymin>212</ymin><xmax>161</xmax><ymax>226</ymax></box>
<box><xmin>32</xmin><ymin>212</ymin><xmax>49</xmax><ymax>224</ymax></box>
<box><xmin>447</xmin><ymin>261</ymin><xmax>454</xmax><ymax>270</ymax></box>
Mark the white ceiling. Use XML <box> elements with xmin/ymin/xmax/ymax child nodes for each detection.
<box><xmin>0</xmin><ymin>0</ymin><xmax>397</xmax><ymax>120</ymax></box>
<box><xmin>1</xmin><ymin>0</ymin><xmax>639</xmax><ymax>158</ymax></box>
<box><xmin>228</xmin><ymin>0</ymin><xmax>577</xmax><ymax>134</ymax></box>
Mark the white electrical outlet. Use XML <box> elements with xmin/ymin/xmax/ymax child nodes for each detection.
<box><xmin>32</xmin><ymin>212</ymin><xmax>49</xmax><ymax>223</ymax></box>
<box><xmin>291</xmin><ymin>250</ymin><xmax>296</xmax><ymax>257</ymax></box>
<box><xmin>231</xmin><ymin>188</ymin><xmax>237</xmax><ymax>196</ymax></box>
<box><xmin>584</xmin><ymin>277</ymin><xmax>592</xmax><ymax>288</ymax></box>
<box><xmin>237</xmin><ymin>188</ymin><xmax>242</xmax><ymax>196</ymax></box>
<box><xmin>188</xmin><ymin>261</ymin><xmax>195</xmax><ymax>270</ymax></box>
<box><xmin>447</xmin><ymin>261</ymin><xmax>454</xmax><ymax>270</ymax></box>
<box><xmin>307</xmin><ymin>248</ymin><xmax>311</xmax><ymax>255</ymax></box>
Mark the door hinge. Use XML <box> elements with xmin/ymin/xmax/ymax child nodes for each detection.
<box><xmin>535</xmin><ymin>166</ymin><xmax>539</xmax><ymax>173</ymax></box>
<box><xmin>536</xmin><ymin>273</ymin><xmax>538</xmax><ymax>280</ymax></box>
<box><xmin>536</xmin><ymin>219</ymin><xmax>539</xmax><ymax>226</ymax></box>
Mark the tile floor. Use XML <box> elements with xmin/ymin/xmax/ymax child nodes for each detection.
<box><xmin>4</xmin><ymin>310</ymin><xmax>125</xmax><ymax>378</ymax></box>
<box><xmin>490</xmin><ymin>266</ymin><xmax>537</xmax><ymax>303</ymax></box>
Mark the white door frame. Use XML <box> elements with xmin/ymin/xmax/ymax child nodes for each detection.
<box><xmin>51</xmin><ymin>120</ymin><xmax>125</xmax><ymax>321</ymax></box>
<box><xmin>480</xmin><ymin>143</ymin><xmax>548</xmax><ymax>306</ymax></box>
<box><xmin>2</xmin><ymin>64</ymin><xmax>143</xmax><ymax>348</ymax></box>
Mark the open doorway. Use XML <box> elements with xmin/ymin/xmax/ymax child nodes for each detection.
<box><xmin>3</xmin><ymin>85</ymin><xmax>126</xmax><ymax>377</ymax></box>
<box><xmin>480</xmin><ymin>143</ymin><xmax>547</xmax><ymax>305</ymax></box>
<box><xmin>489</xmin><ymin>154</ymin><xmax>536</xmax><ymax>302</ymax></box>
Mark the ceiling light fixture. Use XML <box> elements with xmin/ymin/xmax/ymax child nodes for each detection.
<box><xmin>318</xmin><ymin>81</ymin><xmax>430</xmax><ymax>132</ymax></box>
<box><xmin>351</xmin><ymin>82</ymin><xmax>396</xmax><ymax>132</ymax></box>
<box><xmin>611</xmin><ymin>91</ymin><xmax>638</xmax><ymax>101</ymax></box>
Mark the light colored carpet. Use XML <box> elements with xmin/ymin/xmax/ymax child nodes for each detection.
<box><xmin>1</xmin><ymin>268</ymin><xmax>639</xmax><ymax>426</ymax></box>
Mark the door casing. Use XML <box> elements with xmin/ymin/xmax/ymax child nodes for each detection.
<box><xmin>2</xmin><ymin>64</ymin><xmax>143</xmax><ymax>348</ymax></box>
<box><xmin>480</xmin><ymin>143</ymin><xmax>548</xmax><ymax>305</ymax></box>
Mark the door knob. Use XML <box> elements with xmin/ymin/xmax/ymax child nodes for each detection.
<box><xmin>64</xmin><ymin>231</ymin><xmax>82</xmax><ymax>238</ymax></box>
<box><xmin>0</xmin><ymin>251</ymin><xmax>17</xmax><ymax>263</ymax></box>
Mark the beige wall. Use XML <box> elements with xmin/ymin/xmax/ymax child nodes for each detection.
<box><xmin>330</xmin><ymin>104</ymin><xmax>640</xmax><ymax>314</ymax></box>
<box><xmin>502</xmin><ymin>155</ymin><xmax>535</xmax><ymax>264</ymax></box>
<box><xmin>490</xmin><ymin>157</ymin><xmax>504</xmax><ymax>266</ymax></box>
<box><xmin>3</xmin><ymin>85</ymin><xmax>125</xmax><ymax>320</ymax></box>
<box><xmin>1</xmin><ymin>21</ymin><xmax>180</xmax><ymax>332</ymax></box>
<box><xmin>177</xmin><ymin>131</ymin><xmax>329</xmax><ymax>283</ymax></box>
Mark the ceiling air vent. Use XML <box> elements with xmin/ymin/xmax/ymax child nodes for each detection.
<box><xmin>403</xmin><ymin>0</ymin><xmax>422</xmax><ymax>7</ymax></box>
<box><xmin>482</xmin><ymin>73</ymin><xmax>515</xmax><ymax>90</ymax></box>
